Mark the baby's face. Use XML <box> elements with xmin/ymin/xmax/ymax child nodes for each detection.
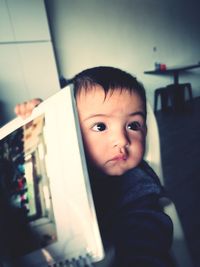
<box><xmin>76</xmin><ymin>85</ymin><xmax>147</xmax><ymax>176</ymax></box>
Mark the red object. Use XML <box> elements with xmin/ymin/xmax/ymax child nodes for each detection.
<box><xmin>160</xmin><ymin>64</ymin><xmax>166</xmax><ymax>71</ymax></box>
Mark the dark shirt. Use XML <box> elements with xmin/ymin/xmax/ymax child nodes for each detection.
<box><xmin>90</xmin><ymin>160</ymin><xmax>173</xmax><ymax>267</ymax></box>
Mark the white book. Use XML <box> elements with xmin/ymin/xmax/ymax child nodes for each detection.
<box><xmin>0</xmin><ymin>86</ymin><xmax>104</xmax><ymax>267</ymax></box>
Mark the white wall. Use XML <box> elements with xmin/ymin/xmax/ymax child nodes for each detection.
<box><xmin>45</xmin><ymin>0</ymin><xmax>200</xmax><ymax>107</ymax></box>
<box><xmin>1</xmin><ymin>0</ymin><xmax>199</xmax><ymax>123</ymax></box>
<box><xmin>0</xmin><ymin>0</ymin><xmax>60</xmax><ymax>125</ymax></box>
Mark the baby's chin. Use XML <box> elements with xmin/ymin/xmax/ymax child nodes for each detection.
<box><xmin>87</xmin><ymin>158</ymin><xmax>139</xmax><ymax>177</ymax></box>
<box><xmin>101</xmin><ymin>165</ymin><xmax>133</xmax><ymax>177</ymax></box>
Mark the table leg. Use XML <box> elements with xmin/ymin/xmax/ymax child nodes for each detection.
<box><xmin>173</xmin><ymin>71</ymin><xmax>179</xmax><ymax>85</ymax></box>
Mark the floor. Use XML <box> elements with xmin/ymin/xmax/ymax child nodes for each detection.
<box><xmin>155</xmin><ymin>97</ymin><xmax>200</xmax><ymax>267</ymax></box>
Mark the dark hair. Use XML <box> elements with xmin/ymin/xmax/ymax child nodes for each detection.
<box><xmin>66</xmin><ymin>66</ymin><xmax>147</xmax><ymax>118</ymax></box>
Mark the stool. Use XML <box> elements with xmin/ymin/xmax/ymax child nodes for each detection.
<box><xmin>154</xmin><ymin>87</ymin><xmax>170</xmax><ymax>112</ymax></box>
<box><xmin>154</xmin><ymin>83</ymin><xmax>193</xmax><ymax>112</ymax></box>
<box><xmin>177</xmin><ymin>83</ymin><xmax>193</xmax><ymax>100</ymax></box>
<box><xmin>166</xmin><ymin>83</ymin><xmax>193</xmax><ymax>111</ymax></box>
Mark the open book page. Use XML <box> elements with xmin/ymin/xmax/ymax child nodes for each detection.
<box><xmin>0</xmin><ymin>86</ymin><xmax>104</xmax><ymax>267</ymax></box>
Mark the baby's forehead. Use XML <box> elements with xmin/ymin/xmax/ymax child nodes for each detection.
<box><xmin>76</xmin><ymin>85</ymin><xmax>145</xmax><ymax>113</ymax></box>
<box><xmin>76</xmin><ymin>84</ymin><xmax>146</xmax><ymax>121</ymax></box>
<box><xmin>76</xmin><ymin>84</ymin><xmax>143</xmax><ymax>100</ymax></box>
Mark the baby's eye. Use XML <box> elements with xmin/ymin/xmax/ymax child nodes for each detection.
<box><xmin>92</xmin><ymin>123</ymin><xmax>107</xmax><ymax>132</ymax></box>
<box><xmin>127</xmin><ymin>121</ymin><xmax>141</xmax><ymax>131</ymax></box>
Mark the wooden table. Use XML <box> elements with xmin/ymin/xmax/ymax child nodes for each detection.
<box><xmin>144</xmin><ymin>63</ymin><xmax>200</xmax><ymax>85</ymax></box>
<box><xmin>144</xmin><ymin>63</ymin><xmax>200</xmax><ymax>111</ymax></box>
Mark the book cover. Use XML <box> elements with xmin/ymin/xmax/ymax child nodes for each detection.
<box><xmin>0</xmin><ymin>86</ymin><xmax>104</xmax><ymax>267</ymax></box>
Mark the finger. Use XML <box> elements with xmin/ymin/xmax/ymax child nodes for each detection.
<box><xmin>14</xmin><ymin>103</ymin><xmax>26</xmax><ymax>117</ymax></box>
<box><xmin>14</xmin><ymin>98</ymin><xmax>42</xmax><ymax>118</ymax></box>
<box><xmin>14</xmin><ymin>102</ymin><xmax>29</xmax><ymax>118</ymax></box>
<box><xmin>28</xmin><ymin>98</ymin><xmax>42</xmax><ymax>111</ymax></box>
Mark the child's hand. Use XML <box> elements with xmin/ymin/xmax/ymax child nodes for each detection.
<box><xmin>14</xmin><ymin>98</ymin><xmax>42</xmax><ymax>119</ymax></box>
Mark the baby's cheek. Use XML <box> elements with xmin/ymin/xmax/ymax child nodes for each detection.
<box><xmin>82</xmin><ymin>138</ymin><xmax>97</xmax><ymax>160</ymax></box>
<box><xmin>131</xmin><ymin>141</ymin><xmax>145</xmax><ymax>161</ymax></box>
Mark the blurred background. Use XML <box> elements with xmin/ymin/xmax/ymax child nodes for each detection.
<box><xmin>0</xmin><ymin>0</ymin><xmax>200</xmax><ymax>266</ymax></box>
<box><xmin>0</xmin><ymin>0</ymin><xmax>200</xmax><ymax>123</ymax></box>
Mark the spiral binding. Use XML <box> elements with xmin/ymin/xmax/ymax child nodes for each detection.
<box><xmin>47</xmin><ymin>254</ymin><xmax>94</xmax><ymax>267</ymax></box>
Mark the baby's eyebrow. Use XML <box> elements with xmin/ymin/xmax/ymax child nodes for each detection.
<box><xmin>129</xmin><ymin>111</ymin><xmax>145</xmax><ymax>119</ymax></box>
<box><xmin>83</xmin><ymin>111</ymin><xmax>145</xmax><ymax>121</ymax></box>
<box><xmin>83</xmin><ymin>113</ymin><xmax>109</xmax><ymax>121</ymax></box>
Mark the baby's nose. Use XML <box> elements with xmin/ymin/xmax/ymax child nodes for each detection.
<box><xmin>113</xmin><ymin>130</ymin><xmax>129</xmax><ymax>148</ymax></box>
